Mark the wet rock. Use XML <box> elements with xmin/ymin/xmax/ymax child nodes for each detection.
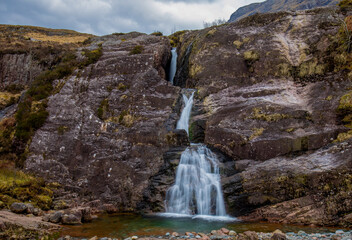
<box><xmin>102</xmin><ymin>204</ymin><xmax>118</xmax><ymax>214</ymax></box>
<box><xmin>271</xmin><ymin>229</ymin><xmax>286</xmax><ymax>240</ymax></box>
<box><xmin>172</xmin><ymin>232</ymin><xmax>180</xmax><ymax>237</ymax></box>
<box><xmin>220</xmin><ymin>228</ymin><xmax>229</xmax><ymax>234</ymax></box>
<box><xmin>229</xmin><ymin>231</ymin><xmax>236</xmax><ymax>236</ymax></box>
<box><xmin>49</xmin><ymin>211</ymin><xmax>62</xmax><ymax>223</ymax></box>
<box><xmin>81</xmin><ymin>207</ymin><xmax>93</xmax><ymax>222</ymax></box>
<box><xmin>10</xmin><ymin>202</ymin><xmax>27</xmax><ymax>214</ymax></box>
<box><xmin>332</xmin><ymin>235</ymin><xmax>342</xmax><ymax>240</ymax></box>
<box><xmin>61</xmin><ymin>213</ymin><xmax>81</xmax><ymax>225</ymax></box>
<box><xmin>240</xmin><ymin>231</ymin><xmax>258</xmax><ymax>240</ymax></box>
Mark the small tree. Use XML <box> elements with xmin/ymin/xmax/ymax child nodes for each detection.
<box><xmin>203</xmin><ymin>18</ymin><xmax>227</xmax><ymax>28</ymax></box>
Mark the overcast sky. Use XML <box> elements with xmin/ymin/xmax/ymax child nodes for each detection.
<box><xmin>0</xmin><ymin>0</ymin><xmax>264</xmax><ymax>36</ymax></box>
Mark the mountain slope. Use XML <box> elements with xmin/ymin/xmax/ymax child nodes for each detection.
<box><xmin>229</xmin><ymin>0</ymin><xmax>339</xmax><ymax>22</ymax></box>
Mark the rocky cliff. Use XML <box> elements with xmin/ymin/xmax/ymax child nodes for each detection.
<box><xmin>228</xmin><ymin>0</ymin><xmax>339</xmax><ymax>22</ymax></box>
<box><xmin>168</xmin><ymin>7</ymin><xmax>352</xmax><ymax>226</ymax></box>
<box><xmin>23</xmin><ymin>33</ymin><xmax>186</xmax><ymax>211</ymax></box>
<box><xmin>1</xmin><ymin>6</ymin><xmax>352</xmax><ymax>228</ymax></box>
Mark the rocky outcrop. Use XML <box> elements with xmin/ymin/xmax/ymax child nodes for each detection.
<box><xmin>0</xmin><ymin>53</ymin><xmax>45</xmax><ymax>90</ymax></box>
<box><xmin>228</xmin><ymin>0</ymin><xmax>339</xmax><ymax>22</ymax></box>
<box><xmin>0</xmin><ymin>210</ymin><xmax>60</xmax><ymax>239</ymax></box>
<box><xmin>24</xmin><ymin>33</ymin><xmax>182</xmax><ymax>211</ymax></box>
<box><xmin>173</xmin><ymin>8</ymin><xmax>352</xmax><ymax>226</ymax></box>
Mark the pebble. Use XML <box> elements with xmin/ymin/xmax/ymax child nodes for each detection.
<box><xmin>60</xmin><ymin>228</ymin><xmax>352</xmax><ymax>240</ymax></box>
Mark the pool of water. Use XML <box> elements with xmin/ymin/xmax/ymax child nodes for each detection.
<box><xmin>61</xmin><ymin>214</ymin><xmax>345</xmax><ymax>239</ymax></box>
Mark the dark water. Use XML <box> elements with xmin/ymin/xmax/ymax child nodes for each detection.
<box><xmin>61</xmin><ymin>214</ymin><xmax>345</xmax><ymax>239</ymax></box>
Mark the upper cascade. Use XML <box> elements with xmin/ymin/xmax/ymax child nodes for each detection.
<box><xmin>169</xmin><ymin>48</ymin><xmax>177</xmax><ymax>85</ymax></box>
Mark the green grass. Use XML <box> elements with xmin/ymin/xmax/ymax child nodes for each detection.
<box><xmin>129</xmin><ymin>45</ymin><xmax>144</xmax><ymax>55</ymax></box>
<box><xmin>0</xmin><ymin>168</ymin><xmax>56</xmax><ymax>210</ymax></box>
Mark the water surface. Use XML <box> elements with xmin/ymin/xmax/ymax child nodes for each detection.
<box><xmin>61</xmin><ymin>213</ymin><xmax>344</xmax><ymax>239</ymax></box>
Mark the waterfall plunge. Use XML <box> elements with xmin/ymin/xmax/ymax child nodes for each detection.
<box><xmin>169</xmin><ymin>48</ymin><xmax>177</xmax><ymax>84</ymax></box>
<box><xmin>165</xmin><ymin>144</ymin><xmax>226</xmax><ymax>217</ymax></box>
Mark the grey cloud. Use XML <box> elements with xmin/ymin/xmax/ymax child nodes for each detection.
<box><xmin>0</xmin><ymin>0</ymin><xmax>261</xmax><ymax>36</ymax></box>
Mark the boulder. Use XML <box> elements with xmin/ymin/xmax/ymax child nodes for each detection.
<box><xmin>102</xmin><ymin>204</ymin><xmax>118</xmax><ymax>214</ymax></box>
<box><xmin>49</xmin><ymin>211</ymin><xmax>63</xmax><ymax>224</ymax></box>
<box><xmin>25</xmin><ymin>203</ymin><xmax>34</xmax><ymax>214</ymax></box>
<box><xmin>271</xmin><ymin>229</ymin><xmax>286</xmax><ymax>240</ymax></box>
<box><xmin>61</xmin><ymin>214</ymin><xmax>81</xmax><ymax>225</ymax></box>
<box><xmin>10</xmin><ymin>202</ymin><xmax>27</xmax><ymax>214</ymax></box>
<box><xmin>220</xmin><ymin>228</ymin><xmax>229</xmax><ymax>234</ymax></box>
<box><xmin>32</xmin><ymin>208</ymin><xmax>42</xmax><ymax>216</ymax></box>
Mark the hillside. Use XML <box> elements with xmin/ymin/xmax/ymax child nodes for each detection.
<box><xmin>228</xmin><ymin>0</ymin><xmax>339</xmax><ymax>22</ymax></box>
<box><xmin>1</xmin><ymin>4</ymin><xmax>352</xmax><ymax>239</ymax></box>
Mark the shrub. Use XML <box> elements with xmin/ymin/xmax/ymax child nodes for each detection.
<box><xmin>339</xmin><ymin>0</ymin><xmax>352</xmax><ymax>11</ymax></box>
<box><xmin>129</xmin><ymin>45</ymin><xmax>144</xmax><ymax>55</ymax></box>
<box><xmin>80</xmin><ymin>44</ymin><xmax>103</xmax><ymax>68</ymax></box>
<box><xmin>4</xmin><ymin>84</ymin><xmax>24</xmax><ymax>94</ymax></box>
<box><xmin>97</xmin><ymin>99</ymin><xmax>109</xmax><ymax>120</ymax></box>
<box><xmin>15</xmin><ymin>101</ymin><xmax>48</xmax><ymax>141</ymax></box>
<box><xmin>151</xmin><ymin>31</ymin><xmax>163</xmax><ymax>36</ymax></box>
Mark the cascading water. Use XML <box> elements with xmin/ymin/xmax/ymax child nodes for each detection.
<box><xmin>165</xmin><ymin>144</ymin><xmax>226</xmax><ymax>216</ymax></box>
<box><xmin>164</xmin><ymin>88</ymin><xmax>229</xmax><ymax>219</ymax></box>
<box><xmin>176</xmin><ymin>91</ymin><xmax>194</xmax><ymax>135</ymax></box>
<box><xmin>169</xmin><ymin>48</ymin><xmax>177</xmax><ymax>84</ymax></box>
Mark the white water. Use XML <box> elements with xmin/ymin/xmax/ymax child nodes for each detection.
<box><xmin>165</xmin><ymin>144</ymin><xmax>227</xmax><ymax>217</ymax></box>
<box><xmin>169</xmin><ymin>48</ymin><xmax>177</xmax><ymax>84</ymax></box>
<box><xmin>176</xmin><ymin>91</ymin><xmax>194</xmax><ymax>135</ymax></box>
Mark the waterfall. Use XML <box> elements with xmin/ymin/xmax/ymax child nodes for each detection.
<box><xmin>169</xmin><ymin>48</ymin><xmax>177</xmax><ymax>84</ymax></box>
<box><xmin>176</xmin><ymin>91</ymin><xmax>194</xmax><ymax>135</ymax></box>
<box><xmin>165</xmin><ymin>144</ymin><xmax>226</xmax><ymax>216</ymax></box>
<box><xmin>164</xmin><ymin>87</ymin><xmax>230</xmax><ymax>219</ymax></box>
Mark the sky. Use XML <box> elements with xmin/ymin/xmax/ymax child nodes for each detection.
<box><xmin>0</xmin><ymin>0</ymin><xmax>264</xmax><ymax>36</ymax></box>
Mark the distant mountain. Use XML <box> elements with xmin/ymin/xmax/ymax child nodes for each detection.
<box><xmin>228</xmin><ymin>0</ymin><xmax>339</xmax><ymax>22</ymax></box>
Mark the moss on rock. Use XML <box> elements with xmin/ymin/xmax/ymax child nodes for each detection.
<box><xmin>0</xmin><ymin>168</ymin><xmax>54</xmax><ymax>210</ymax></box>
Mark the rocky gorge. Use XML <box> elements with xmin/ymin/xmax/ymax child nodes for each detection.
<box><xmin>1</xmin><ymin>2</ymin><xmax>352</xmax><ymax>239</ymax></box>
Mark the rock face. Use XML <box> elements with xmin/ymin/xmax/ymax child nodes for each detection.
<box><xmin>228</xmin><ymin>0</ymin><xmax>339</xmax><ymax>22</ymax></box>
<box><xmin>0</xmin><ymin>53</ymin><xmax>44</xmax><ymax>89</ymax></box>
<box><xmin>0</xmin><ymin>210</ymin><xmax>60</xmax><ymax>239</ymax></box>
<box><xmin>172</xmin><ymin>8</ymin><xmax>352</xmax><ymax>226</ymax></box>
<box><xmin>25</xmin><ymin>33</ymin><xmax>182</xmax><ymax>211</ymax></box>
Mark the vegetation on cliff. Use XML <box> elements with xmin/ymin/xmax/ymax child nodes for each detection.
<box><xmin>0</xmin><ymin>161</ymin><xmax>57</xmax><ymax>210</ymax></box>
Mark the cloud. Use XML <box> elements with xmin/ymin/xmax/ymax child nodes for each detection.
<box><xmin>0</xmin><ymin>0</ymin><xmax>264</xmax><ymax>36</ymax></box>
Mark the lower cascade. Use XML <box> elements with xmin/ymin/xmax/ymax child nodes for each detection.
<box><xmin>165</xmin><ymin>144</ymin><xmax>227</xmax><ymax>216</ymax></box>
